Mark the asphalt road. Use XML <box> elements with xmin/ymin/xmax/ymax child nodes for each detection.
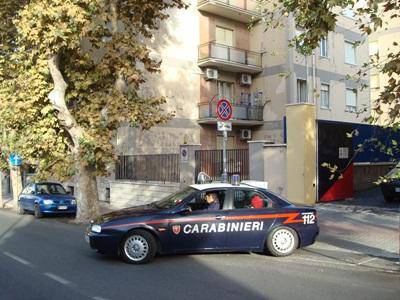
<box><xmin>0</xmin><ymin>209</ymin><xmax>398</xmax><ymax>300</ymax></box>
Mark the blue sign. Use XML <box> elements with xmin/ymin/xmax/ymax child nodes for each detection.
<box><xmin>9</xmin><ymin>153</ymin><xmax>23</xmax><ymax>166</ymax></box>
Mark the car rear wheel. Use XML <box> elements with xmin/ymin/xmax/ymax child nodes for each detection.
<box><xmin>34</xmin><ymin>204</ymin><xmax>43</xmax><ymax>219</ymax></box>
<box><xmin>18</xmin><ymin>201</ymin><xmax>25</xmax><ymax>215</ymax></box>
<box><xmin>120</xmin><ymin>230</ymin><xmax>156</xmax><ymax>264</ymax></box>
<box><xmin>266</xmin><ymin>226</ymin><xmax>298</xmax><ymax>257</ymax></box>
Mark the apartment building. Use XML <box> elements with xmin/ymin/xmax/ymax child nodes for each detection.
<box><xmin>122</xmin><ymin>1</ymin><xmax>369</xmax><ymax>151</ymax></box>
<box><xmin>369</xmin><ymin>11</ymin><xmax>400</xmax><ymax>126</ymax></box>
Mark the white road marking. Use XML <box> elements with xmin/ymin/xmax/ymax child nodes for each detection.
<box><xmin>93</xmin><ymin>296</ymin><xmax>109</xmax><ymax>300</ymax></box>
<box><xmin>357</xmin><ymin>257</ymin><xmax>378</xmax><ymax>265</ymax></box>
<box><xmin>3</xmin><ymin>251</ymin><xmax>31</xmax><ymax>266</ymax></box>
<box><xmin>44</xmin><ymin>272</ymin><xmax>71</xmax><ymax>286</ymax></box>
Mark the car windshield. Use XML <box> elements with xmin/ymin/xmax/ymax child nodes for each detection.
<box><xmin>36</xmin><ymin>183</ymin><xmax>68</xmax><ymax>195</ymax></box>
<box><xmin>150</xmin><ymin>187</ymin><xmax>197</xmax><ymax>209</ymax></box>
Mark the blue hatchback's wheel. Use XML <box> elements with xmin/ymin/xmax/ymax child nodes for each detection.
<box><xmin>34</xmin><ymin>204</ymin><xmax>43</xmax><ymax>219</ymax></box>
<box><xmin>18</xmin><ymin>201</ymin><xmax>25</xmax><ymax>215</ymax></box>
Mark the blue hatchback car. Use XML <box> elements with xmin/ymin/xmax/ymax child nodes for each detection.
<box><xmin>18</xmin><ymin>182</ymin><xmax>77</xmax><ymax>218</ymax></box>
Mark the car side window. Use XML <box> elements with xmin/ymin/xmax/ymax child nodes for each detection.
<box><xmin>22</xmin><ymin>184</ymin><xmax>34</xmax><ymax>195</ymax></box>
<box><xmin>187</xmin><ymin>190</ymin><xmax>226</xmax><ymax>211</ymax></box>
<box><xmin>233</xmin><ymin>189</ymin><xmax>276</xmax><ymax>209</ymax></box>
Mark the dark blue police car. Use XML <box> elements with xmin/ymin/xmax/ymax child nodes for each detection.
<box><xmin>86</xmin><ymin>182</ymin><xmax>319</xmax><ymax>264</ymax></box>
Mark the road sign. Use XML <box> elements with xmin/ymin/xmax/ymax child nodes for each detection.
<box><xmin>9</xmin><ymin>153</ymin><xmax>22</xmax><ymax>166</ymax></box>
<box><xmin>217</xmin><ymin>121</ymin><xmax>232</xmax><ymax>131</ymax></box>
<box><xmin>216</xmin><ymin>99</ymin><xmax>233</xmax><ymax>121</ymax></box>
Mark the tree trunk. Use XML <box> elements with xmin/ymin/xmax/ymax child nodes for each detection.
<box><xmin>47</xmin><ymin>53</ymin><xmax>100</xmax><ymax>222</ymax></box>
<box><xmin>10</xmin><ymin>165</ymin><xmax>22</xmax><ymax>210</ymax></box>
<box><xmin>75</xmin><ymin>160</ymin><xmax>100</xmax><ymax>222</ymax></box>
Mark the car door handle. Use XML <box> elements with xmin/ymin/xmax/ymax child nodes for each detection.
<box><xmin>215</xmin><ymin>215</ymin><xmax>225</xmax><ymax>220</ymax></box>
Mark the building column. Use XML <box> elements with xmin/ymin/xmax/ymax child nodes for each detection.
<box><xmin>179</xmin><ymin>144</ymin><xmax>201</xmax><ymax>186</ymax></box>
<box><xmin>286</xmin><ymin>103</ymin><xmax>317</xmax><ymax>205</ymax></box>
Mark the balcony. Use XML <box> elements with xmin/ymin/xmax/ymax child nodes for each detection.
<box><xmin>198</xmin><ymin>0</ymin><xmax>261</xmax><ymax>23</ymax></box>
<box><xmin>198</xmin><ymin>102</ymin><xmax>264</xmax><ymax>125</ymax></box>
<box><xmin>198</xmin><ymin>42</ymin><xmax>262</xmax><ymax>74</ymax></box>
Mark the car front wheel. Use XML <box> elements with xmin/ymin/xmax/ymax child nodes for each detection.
<box><xmin>34</xmin><ymin>204</ymin><xmax>43</xmax><ymax>219</ymax></box>
<box><xmin>266</xmin><ymin>226</ymin><xmax>299</xmax><ymax>257</ymax></box>
<box><xmin>18</xmin><ymin>201</ymin><xmax>25</xmax><ymax>215</ymax></box>
<box><xmin>120</xmin><ymin>230</ymin><xmax>157</xmax><ymax>264</ymax></box>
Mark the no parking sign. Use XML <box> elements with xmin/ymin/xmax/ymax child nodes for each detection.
<box><xmin>216</xmin><ymin>99</ymin><xmax>232</xmax><ymax>121</ymax></box>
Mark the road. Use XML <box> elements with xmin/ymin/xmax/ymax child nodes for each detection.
<box><xmin>0</xmin><ymin>209</ymin><xmax>398</xmax><ymax>300</ymax></box>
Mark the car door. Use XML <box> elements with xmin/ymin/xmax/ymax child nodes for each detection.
<box><xmin>19</xmin><ymin>186</ymin><xmax>29</xmax><ymax>210</ymax></box>
<box><xmin>25</xmin><ymin>184</ymin><xmax>36</xmax><ymax>211</ymax></box>
<box><xmin>225</xmin><ymin>188</ymin><xmax>278</xmax><ymax>251</ymax></box>
<box><xmin>165</xmin><ymin>188</ymin><xmax>232</xmax><ymax>252</ymax></box>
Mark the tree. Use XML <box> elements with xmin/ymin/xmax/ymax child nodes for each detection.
<box><xmin>0</xmin><ymin>0</ymin><xmax>186</xmax><ymax>222</ymax></box>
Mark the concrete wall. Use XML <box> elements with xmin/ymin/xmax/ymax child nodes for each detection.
<box><xmin>286</xmin><ymin>103</ymin><xmax>317</xmax><ymax>205</ymax></box>
<box><xmin>263</xmin><ymin>144</ymin><xmax>287</xmax><ymax>197</ymax></box>
<box><xmin>117</xmin><ymin>0</ymin><xmax>201</xmax><ymax>155</ymax></box>
<box><xmin>110</xmin><ymin>181</ymin><xmax>180</xmax><ymax>209</ymax></box>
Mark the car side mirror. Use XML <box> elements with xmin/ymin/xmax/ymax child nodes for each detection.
<box><xmin>179</xmin><ymin>206</ymin><xmax>192</xmax><ymax>215</ymax></box>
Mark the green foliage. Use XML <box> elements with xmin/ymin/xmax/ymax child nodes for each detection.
<box><xmin>0</xmin><ymin>0</ymin><xmax>186</xmax><ymax>180</ymax></box>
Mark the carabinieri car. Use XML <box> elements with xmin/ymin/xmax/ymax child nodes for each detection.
<box><xmin>86</xmin><ymin>182</ymin><xmax>319</xmax><ymax>264</ymax></box>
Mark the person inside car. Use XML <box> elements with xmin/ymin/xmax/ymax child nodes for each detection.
<box><xmin>204</xmin><ymin>192</ymin><xmax>220</xmax><ymax>211</ymax></box>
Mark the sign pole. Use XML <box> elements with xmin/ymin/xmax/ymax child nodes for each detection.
<box><xmin>216</xmin><ymin>99</ymin><xmax>233</xmax><ymax>183</ymax></box>
<box><xmin>222</xmin><ymin>130</ymin><xmax>228</xmax><ymax>182</ymax></box>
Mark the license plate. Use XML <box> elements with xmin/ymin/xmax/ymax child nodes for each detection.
<box><xmin>85</xmin><ymin>235</ymin><xmax>90</xmax><ymax>243</ymax></box>
<box><xmin>395</xmin><ymin>187</ymin><xmax>400</xmax><ymax>193</ymax></box>
<box><xmin>58</xmin><ymin>205</ymin><xmax>67</xmax><ymax>210</ymax></box>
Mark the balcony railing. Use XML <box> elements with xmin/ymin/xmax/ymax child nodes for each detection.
<box><xmin>198</xmin><ymin>0</ymin><xmax>261</xmax><ymax>13</ymax></box>
<box><xmin>197</xmin><ymin>0</ymin><xmax>261</xmax><ymax>22</ymax></box>
<box><xmin>199</xmin><ymin>102</ymin><xmax>263</xmax><ymax>121</ymax></box>
<box><xmin>198</xmin><ymin>42</ymin><xmax>262</xmax><ymax>72</ymax></box>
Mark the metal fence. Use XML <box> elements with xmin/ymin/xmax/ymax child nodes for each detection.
<box><xmin>115</xmin><ymin>154</ymin><xmax>180</xmax><ymax>183</ymax></box>
<box><xmin>195</xmin><ymin>149</ymin><xmax>249</xmax><ymax>182</ymax></box>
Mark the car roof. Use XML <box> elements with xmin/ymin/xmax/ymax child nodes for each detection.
<box><xmin>190</xmin><ymin>182</ymin><xmax>267</xmax><ymax>191</ymax></box>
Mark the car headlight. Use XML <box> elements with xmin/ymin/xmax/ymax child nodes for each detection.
<box><xmin>71</xmin><ymin>199</ymin><xmax>77</xmax><ymax>205</ymax></box>
<box><xmin>43</xmin><ymin>199</ymin><xmax>54</xmax><ymax>205</ymax></box>
<box><xmin>91</xmin><ymin>225</ymin><xmax>102</xmax><ymax>233</ymax></box>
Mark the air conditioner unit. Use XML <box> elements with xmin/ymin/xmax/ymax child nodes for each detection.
<box><xmin>240</xmin><ymin>129</ymin><xmax>252</xmax><ymax>140</ymax></box>
<box><xmin>240</xmin><ymin>74</ymin><xmax>252</xmax><ymax>85</ymax></box>
<box><xmin>204</xmin><ymin>68</ymin><xmax>218</xmax><ymax>80</ymax></box>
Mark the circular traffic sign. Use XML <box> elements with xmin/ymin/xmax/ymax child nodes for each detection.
<box><xmin>216</xmin><ymin>99</ymin><xmax>233</xmax><ymax>121</ymax></box>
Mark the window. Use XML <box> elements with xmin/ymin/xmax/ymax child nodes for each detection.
<box><xmin>342</xmin><ymin>7</ymin><xmax>355</xmax><ymax>19</ymax></box>
<box><xmin>320</xmin><ymin>84</ymin><xmax>330</xmax><ymax>109</ymax></box>
<box><xmin>216</xmin><ymin>26</ymin><xmax>234</xmax><ymax>47</ymax></box>
<box><xmin>345</xmin><ymin>89</ymin><xmax>357</xmax><ymax>112</ymax></box>
<box><xmin>320</xmin><ymin>37</ymin><xmax>328</xmax><ymax>57</ymax></box>
<box><xmin>187</xmin><ymin>190</ymin><xmax>226</xmax><ymax>211</ymax></box>
<box><xmin>233</xmin><ymin>189</ymin><xmax>275</xmax><ymax>209</ymax></box>
<box><xmin>370</xmin><ymin>74</ymin><xmax>380</xmax><ymax>89</ymax></box>
<box><xmin>297</xmin><ymin>79</ymin><xmax>308</xmax><ymax>103</ymax></box>
<box><xmin>345</xmin><ymin>41</ymin><xmax>356</xmax><ymax>65</ymax></box>
<box><xmin>217</xmin><ymin>81</ymin><xmax>233</xmax><ymax>100</ymax></box>
<box><xmin>369</xmin><ymin>41</ymin><xmax>379</xmax><ymax>56</ymax></box>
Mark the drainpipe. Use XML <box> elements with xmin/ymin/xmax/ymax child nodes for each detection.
<box><xmin>305</xmin><ymin>55</ymin><xmax>309</xmax><ymax>103</ymax></box>
<box><xmin>312</xmin><ymin>51</ymin><xmax>316</xmax><ymax>104</ymax></box>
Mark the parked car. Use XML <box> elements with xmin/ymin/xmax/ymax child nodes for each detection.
<box><xmin>86</xmin><ymin>181</ymin><xmax>319</xmax><ymax>264</ymax></box>
<box><xmin>18</xmin><ymin>182</ymin><xmax>77</xmax><ymax>218</ymax></box>
<box><xmin>381</xmin><ymin>162</ymin><xmax>400</xmax><ymax>202</ymax></box>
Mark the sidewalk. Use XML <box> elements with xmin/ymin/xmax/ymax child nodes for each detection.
<box><xmin>309</xmin><ymin>188</ymin><xmax>399</xmax><ymax>273</ymax></box>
